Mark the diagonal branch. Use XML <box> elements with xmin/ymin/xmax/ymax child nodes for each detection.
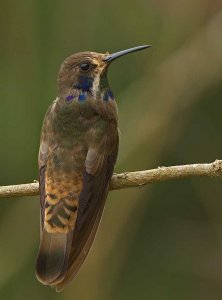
<box><xmin>0</xmin><ymin>160</ymin><xmax>222</xmax><ymax>199</ymax></box>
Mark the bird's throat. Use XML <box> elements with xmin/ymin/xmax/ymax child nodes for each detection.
<box><xmin>67</xmin><ymin>73</ymin><xmax>114</xmax><ymax>103</ymax></box>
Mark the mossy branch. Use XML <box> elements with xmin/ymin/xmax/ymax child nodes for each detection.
<box><xmin>0</xmin><ymin>160</ymin><xmax>221</xmax><ymax>198</ymax></box>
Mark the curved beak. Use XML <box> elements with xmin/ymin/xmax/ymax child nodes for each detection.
<box><xmin>104</xmin><ymin>45</ymin><xmax>151</xmax><ymax>63</ymax></box>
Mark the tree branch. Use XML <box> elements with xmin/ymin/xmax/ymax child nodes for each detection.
<box><xmin>0</xmin><ymin>160</ymin><xmax>222</xmax><ymax>199</ymax></box>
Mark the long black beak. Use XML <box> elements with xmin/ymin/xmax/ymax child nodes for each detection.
<box><xmin>104</xmin><ymin>45</ymin><xmax>151</xmax><ymax>62</ymax></box>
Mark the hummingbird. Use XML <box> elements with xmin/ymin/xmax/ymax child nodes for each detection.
<box><xmin>36</xmin><ymin>45</ymin><xmax>150</xmax><ymax>291</ymax></box>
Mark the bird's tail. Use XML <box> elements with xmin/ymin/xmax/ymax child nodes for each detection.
<box><xmin>36</xmin><ymin>229</ymin><xmax>72</xmax><ymax>286</ymax></box>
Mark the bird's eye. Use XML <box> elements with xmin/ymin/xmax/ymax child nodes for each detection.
<box><xmin>80</xmin><ymin>63</ymin><xmax>90</xmax><ymax>71</ymax></box>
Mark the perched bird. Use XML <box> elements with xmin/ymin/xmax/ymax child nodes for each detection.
<box><xmin>36</xmin><ymin>45</ymin><xmax>150</xmax><ymax>291</ymax></box>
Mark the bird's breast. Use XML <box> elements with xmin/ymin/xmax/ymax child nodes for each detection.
<box><xmin>52</xmin><ymin>96</ymin><xmax>118</xmax><ymax>138</ymax></box>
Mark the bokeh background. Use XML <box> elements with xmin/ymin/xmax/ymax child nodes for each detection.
<box><xmin>1</xmin><ymin>0</ymin><xmax>222</xmax><ymax>299</ymax></box>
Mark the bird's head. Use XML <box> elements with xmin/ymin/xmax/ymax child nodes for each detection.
<box><xmin>58</xmin><ymin>45</ymin><xmax>151</xmax><ymax>102</ymax></box>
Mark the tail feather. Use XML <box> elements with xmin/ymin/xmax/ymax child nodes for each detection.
<box><xmin>36</xmin><ymin>229</ymin><xmax>72</xmax><ymax>286</ymax></box>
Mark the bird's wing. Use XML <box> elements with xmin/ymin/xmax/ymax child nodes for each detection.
<box><xmin>54</xmin><ymin>139</ymin><xmax>119</xmax><ymax>291</ymax></box>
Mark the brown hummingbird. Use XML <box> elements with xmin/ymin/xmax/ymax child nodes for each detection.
<box><xmin>36</xmin><ymin>45</ymin><xmax>151</xmax><ymax>291</ymax></box>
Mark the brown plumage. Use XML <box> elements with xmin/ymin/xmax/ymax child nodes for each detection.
<box><xmin>36</xmin><ymin>45</ymin><xmax>150</xmax><ymax>291</ymax></box>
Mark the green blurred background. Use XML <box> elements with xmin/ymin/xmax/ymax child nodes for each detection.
<box><xmin>1</xmin><ymin>0</ymin><xmax>222</xmax><ymax>299</ymax></box>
